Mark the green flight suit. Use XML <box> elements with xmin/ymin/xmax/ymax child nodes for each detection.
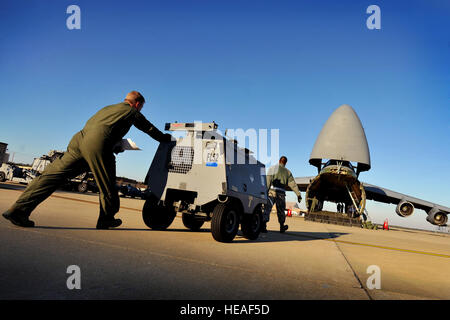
<box><xmin>9</xmin><ymin>102</ymin><xmax>165</xmax><ymax>218</ymax></box>
<box><xmin>265</xmin><ymin>163</ymin><xmax>302</xmax><ymax>225</ymax></box>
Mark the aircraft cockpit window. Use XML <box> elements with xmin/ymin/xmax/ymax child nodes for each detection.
<box><xmin>323</xmin><ymin>160</ymin><xmax>334</xmax><ymax>168</ymax></box>
<box><xmin>323</xmin><ymin>160</ymin><xmax>354</xmax><ymax>171</ymax></box>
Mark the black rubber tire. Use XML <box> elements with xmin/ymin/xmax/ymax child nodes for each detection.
<box><xmin>78</xmin><ymin>181</ymin><xmax>88</xmax><ymax>193</ymax></box>
<box><xmin>182</xmin><ymin>212</ymin><xmax>204</xmax><ymax>231</ymax></box>
<box><xmin>0</xmin><ymin>172</ymin><xmax>5</xmax><ymax>182</ymax></box>
<box><xmin>241</xmin><ymin>206</ymin><xmax>263</xmax><ymax>240</ymax></box>
<box><xmin>211</xmin><ymin>202</ymin><xmax>240</xmax><ymax>243</ymax></box>
<box><xmin>142</xmin><ymin>198</ymin><xmax>176</xmax><ymax>230</ymax></box>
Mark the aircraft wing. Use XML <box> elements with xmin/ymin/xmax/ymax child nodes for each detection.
<box><xmin>362</xmin><ymin>182</ymin><xmax>450</xmax><ymax>214</ymax></box>
<box><xmin>294</xmin><ymin>176</ymin><xmax>316</xmax><ymax>192</ymax></box>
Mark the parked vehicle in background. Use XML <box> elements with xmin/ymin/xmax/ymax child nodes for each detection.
<box><xmin>30</xmin><ymin>150</ymin><xmax>98</xmax><ymax>193</ymax></box>
<box><xmin>0</xmin><ymin>163</ymin><xmax>34</xmax><ymax>184</ymax></box>
<box><xmin>119</xmin><ymin>184</ymin><xmax>144</xmax><ymax>199</ymax></box>
<box><xmin>67</xmin><ymin>171</ymin><xmax>99</xmax><ymax>193</ymax></box>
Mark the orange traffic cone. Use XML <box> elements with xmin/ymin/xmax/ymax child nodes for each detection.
<box><xmin>383</xmin><ymin>219</ymin><xmax>389</xmax><ymax>230</ymax></box>
<box><xmin>287</xmin><ymin>209</ymin><xmax>292</xmax><ymax>217</ymax></box>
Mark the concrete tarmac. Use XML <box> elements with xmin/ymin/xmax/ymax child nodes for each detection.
<box><xmin>0</xmin><ymin>182</ymin><xmax>449</xmax><ymax>300</ymax></box>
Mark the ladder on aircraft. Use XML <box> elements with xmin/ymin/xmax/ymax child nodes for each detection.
<box><xmin>345</xmin><ymin>184</ymin><xmax>362</xmax><ymax>215</ymax></box>
<box><xmin>362</xmin><ymin>208</ymin><xmax>370</xmax><ymax>222</ymax></box>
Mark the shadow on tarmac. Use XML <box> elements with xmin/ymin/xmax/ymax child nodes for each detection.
<box><xmin>233</xmin><ymin>231</ymin><xmax>348</xmax><ymax>243</ymax></box>
<box><xmin>34</xmin><ymin>226</ymin><xmax>210</xmax><ymax>232</ymax></box>
<box><xmin>33</xmin><ymin>225</ymin><xmax>347</xmax><ymax>243</ymax></box>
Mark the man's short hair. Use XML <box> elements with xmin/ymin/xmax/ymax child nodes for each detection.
<box><xmin>125</xmin><ymin>91</ymin><xmax>145</xmax><ymax>104</ymax></box>
<box><xmin>279</xmin><ymin>156</ymin><xmax>288</xmax><ymax>165</ymax></box>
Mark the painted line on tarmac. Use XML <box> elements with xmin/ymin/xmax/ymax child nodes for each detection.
<box><xmin>285</xmin><ymin>232</ymin><xmax>450</xmax><ymax>258</ymax></box>
<box><xmin>326</xmin><ymin>238</ymin><xmax>450</xmax><ymax>258</ymax></box>
<box><xmin>50</xmin><ymin>194</ymin><xmax>142</xmax><ymax>212</ymax></box>
<box><xmin>5</xmin><ymin>188</ymin><xmax>142</xmax><ymax>212</ymax></box>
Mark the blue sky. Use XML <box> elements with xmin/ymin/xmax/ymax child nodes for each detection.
<box><xmin>0</xmin><ymin>0</ymin><xmax>449</xmax><ymax>231</ymax></box>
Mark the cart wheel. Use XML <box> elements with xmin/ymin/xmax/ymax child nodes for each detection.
<box><xmin>211</xmin><ymin>202</ymin><xmax>240</xmax><ymax>242</ymax></box>
<box><xmin>241</xmin><ymin>205</ymin><xmax>263</xmax><ymax>240</ymax></box>
<box><xmin>182</xmin><ymin>212</ymin><xmax>204</xmax><ymax>231</ymax></box>
<box><xmin>142</xmin><ymin>198</ymin><xmax>176</xmax><ymax>230</ymax></box>
<box><xmin>78</xmin><ymin>181</ymin><xmax>88</xmax><ymax>193</ymax></box>
<box><xmin>0</xmin><ymin>172</ymin><xmax>5</xmax><ymax>182</ymax></box>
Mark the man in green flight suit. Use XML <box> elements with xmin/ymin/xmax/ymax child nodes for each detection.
<box><xmin>263</xmin><ymin>156</ymin><xmax>302</xmax><ymax>233</ymax></box>
<box><xmin>2</xmin><ymin>91</ymin><xmax>171</xmax><ymax>229</ymax></box>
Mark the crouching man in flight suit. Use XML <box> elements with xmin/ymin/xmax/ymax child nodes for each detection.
<box><xmin>263</xmin><ymin>156</ymin><xmax>302</xmax><ymax>233</ymax></box>
<box><xmin>2</xmin><ymin>91</ymin><xmax>172</xmax><ymax>229</ymax></box>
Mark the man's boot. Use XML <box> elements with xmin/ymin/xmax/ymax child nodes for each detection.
<box><xmin>2</xmin><ymin>210</ymin><xmax>35</xmax><ymax>228</ymax></box>
<box><xmin>280</xmin><ymin>224</ymin><xmax>288</xmax><ymax>233</ymax></box>
<box><xmin>261</xmin><ymin>221</ymin><xmax>268</xmax><ymax>233</ymax></box>
<box><xmin>96</xmin><ymin>208</ymin><xmax>122</xmax><ymax>229</ymax></box>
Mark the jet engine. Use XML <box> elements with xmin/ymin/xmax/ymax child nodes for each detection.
<box><xmin>426</xmin><ymin>208</ymin><xmax>448</xmax><ymax>226</ymax></box>
<box><xmin>395</xmin><ymin>200</ymin><xmax>414</xmax><ymax>217</ymax></box>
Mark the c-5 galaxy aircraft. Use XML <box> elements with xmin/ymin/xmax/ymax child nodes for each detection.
<box><xmin>294</xmin><ymin>104</ymin><xmax>449</xmax><ymax>226</ymax></box>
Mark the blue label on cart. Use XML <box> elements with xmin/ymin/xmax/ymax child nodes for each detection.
<box><xmin>206</xmin><ymin>162</ymin><xmax>218</xmax><ymax>167</ymax></box>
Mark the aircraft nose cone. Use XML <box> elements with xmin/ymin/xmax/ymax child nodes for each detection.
<box><xmin>309</xmin><ymin>104</ymin><xmax>371</xmax><ymax>171</ymax></box>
